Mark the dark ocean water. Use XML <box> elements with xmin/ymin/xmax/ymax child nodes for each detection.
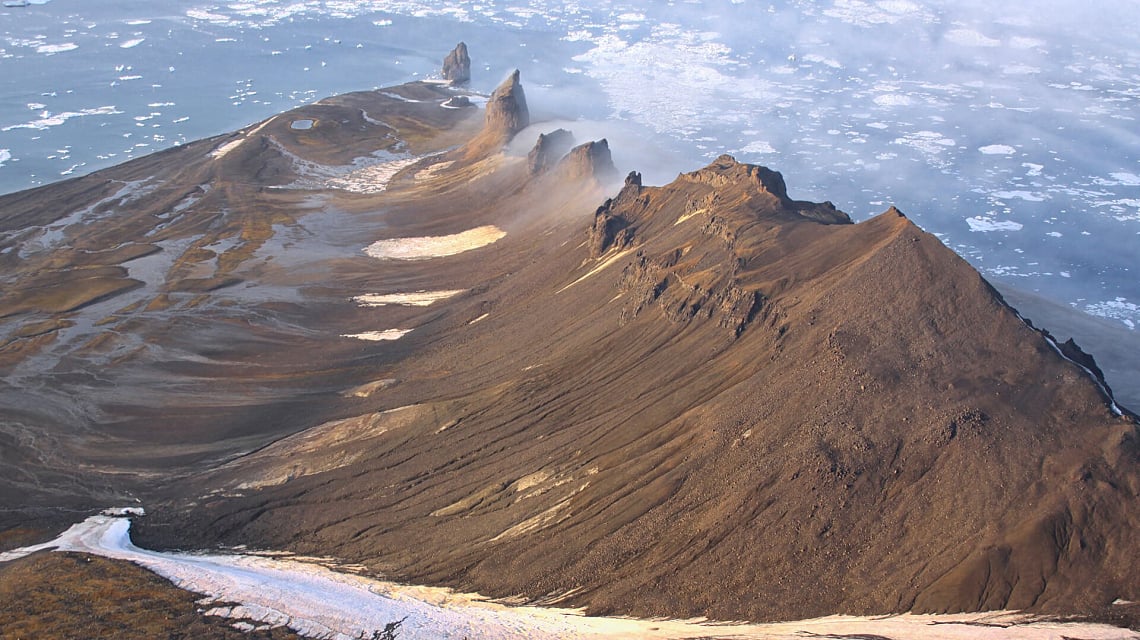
<box><xmin>1</xmin><ymin>0</ymin><xmax>1138</xmax><ymax>331</ymax></box>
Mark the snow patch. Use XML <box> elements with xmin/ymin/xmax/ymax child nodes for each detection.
<box><xmin>364</xmin><ymin>226</ymin><xmax>506</xmax><ymax>260</ymax></box>
<box><xmin>353</xmin><ymin>291</ymin><xmax>464</xmax><ymax>307</ymax></box>
<box><xmin>341</xmin><ymin>329</ymin><xmax>411</xmax><ymax>341</ymax></box>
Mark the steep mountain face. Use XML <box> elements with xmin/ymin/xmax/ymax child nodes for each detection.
<box><xmin>0</xmin><ymin>62</ymin><xmax>1136</xmax><ymax>624</ymax></box>
<box><xmin>140</xmin><ymin>117</ymin><xmax>1136</xmax><ymax>619</ymax></box>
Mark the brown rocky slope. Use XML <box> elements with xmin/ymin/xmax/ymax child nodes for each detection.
<box><xmin>0</xmin><ymin>46</ymin><xmax>1133</xmax><ymax>622</ymax></box>
<box><xmin>136</xmin><ymin>133</ymin><xmax>1139</xmax><ymax>620</ymax></box>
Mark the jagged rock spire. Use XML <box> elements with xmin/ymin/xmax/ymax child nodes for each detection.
<box><xmin>556</xmin><ymin>139</ymin><xmax>617</xmax><ymax>182</ymax></box>
<box><xmin>442</xmin><ymin>42</ymin><xmax>470</xmax><ymax>85</ymax></box>
<box><xmin>527</xmin><ymin>129</ymin><xmax>576</xmax><ymax>175</ymax></box>
<box><xmin>483</xmin><ymin>69</ymin><xmax>529</xmax><ymax>139</ymax></box>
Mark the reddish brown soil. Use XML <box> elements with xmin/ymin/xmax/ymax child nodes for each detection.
<box><xmin>0</xmin><ymin>552</ymin><xmax>307</xmax><ymax>640</ymax></box>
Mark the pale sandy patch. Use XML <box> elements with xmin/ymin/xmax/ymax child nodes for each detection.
<box><xmin>365</xmin><ymin>226</ymin><xmax>506</xmax><ymax>260</ymax></box>
<box><xmin>353</xmin><ymin>290</ymin><xmax>464</xmax><ymax>307</ymax></box>
<box><xmin>415</xmin><ymin>160</ymin><xmax>455</xmax><ymax>181</ymax></box>
<box><xmin>341</xmin><ymin>329</ymin><xmax>410</xmax><ymax>341</ymax></box>
<box><xmin>343</xmin><ymin>378</ymin><xmax>397</xmax><ymax>398</ymax></box>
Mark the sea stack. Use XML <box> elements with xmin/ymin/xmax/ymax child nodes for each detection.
<box><xmin>484</xmin><ymin>69</ymin><xmax>528</xmax><ymax>138</ymax></box>
<box><xmin>442</xmin><ymin>42</ymin><xmax>471</xmax><ymax>85</ymax></box>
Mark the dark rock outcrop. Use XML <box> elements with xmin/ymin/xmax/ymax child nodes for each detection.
<box><xmin>556</xmin><ymin>139</ymin><xmax>618</xmax><ymax>183</ymax></box>
<box><xmin>588</xmin><ymin>170</ymin><xmax>643</xmax><ymax>256</ymax></box>
<box><xmin>483</xmin><ymin>69</ymin><xmax>528</xmax><ymax>139</ymax></box>
<box><xmin>441</xmin><ymin>42</ymin><xmax>470</xmax><ymax>85</ymax></box>
<box><xmin>441</xmin><ymin>96</ymin><xmax>473</xmax><ymax>109</ymax></box>
<box><xmin>527</xmin><ymin>129</ymin><xmax>575</xmax><ymax>175</ymax></box>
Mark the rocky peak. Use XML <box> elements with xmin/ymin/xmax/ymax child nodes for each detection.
<box><xmin>442</xmin><ymin>42</ymin><xmax>471</xmax><ymax>85</ymax></box>
<box><xmin>483</xmin><ymin>70</ymin><xmax>529</xmax><ymax>141</ymax></box>
<box><xmin>686</xmin><ymin>155</ymin><xmax>850</xmax><ymax>225</ymax></box>
<box><xmin>527</xmin><ymin>129</ymin><xmax>575</xmax><ymax>175</ymax></box>
<box><xmin>556</xmin><ymin>139</ymin><xmax>618</xmax><ymax>183</ymax></box>
<box><xmin>588</xmin><ymin>169</ymin><xmax>643</xmax><ymax>258</ymax></box>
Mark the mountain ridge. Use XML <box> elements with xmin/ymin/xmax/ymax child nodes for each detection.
<box><xmin>0</xmin><ymin>64</ymin><xmax>1135</xmax><ymax>626</ymax></box>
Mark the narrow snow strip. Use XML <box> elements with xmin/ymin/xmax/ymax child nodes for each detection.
<box><xmin>0</xmin><ymin>515</ymin><xmax>1135</xmax><ymax>640</ymax></box>
<box><xmin>674</xmin><ymin>207</ymin><xmax>706</xmax><ymax>225</ymax></box>
<box><xmin>364</xmin><ymin>226</ymin><xmax>506</xmax><ymax>260</ymax></box>
<box><xmin>557</xmin><ymin>247</ymin><xmax>635</xmax><ymax>293</ymax></box>
<box><xmin>1010</xmin><ymin>310</ymin><xmax>1123</xmax><ymax>416</ymax></box>
<box><xmin>341</xmin><ymin>329</ymin><xmax>411</xmax><ymax>341</ymax></box>
<box><xmin>353</xmin><ymin>290</ymin><xmax>464</xmax><ymax>307</ymax></box>
<box><xmin>210</xmin><ymin>118</ymin><xmax>275</xmax><ymax>159</ymax></box>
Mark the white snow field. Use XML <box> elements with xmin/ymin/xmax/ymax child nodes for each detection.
<box><xmin>1</xmin><ymin>512</ymin><xmax>1136</xmax><ymax>640</ymax></box>
<box><xmin>365</xmin><ymin>226</ymin><xmax>506</xmax><ymax>260</ymax></box>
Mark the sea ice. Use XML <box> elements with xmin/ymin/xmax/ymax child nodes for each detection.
<box><xmin>967</xmin><ymin>216</ymin><xmax>1023</xmax><ymax>232</ymax></box>
<box><xmin>36</xmin><ymin>42</ymin><xmax>78</xmax><ymax>54</ymax></box>
<box><xmin>979</xmin><ymin>144</ymin><xmax>1017</xmax><ymax>155</ymax></box>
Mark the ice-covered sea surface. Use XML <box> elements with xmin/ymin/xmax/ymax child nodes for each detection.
<box><xmin>1</xmin><ymin>0</ymin><xmax>1138</xmax><ymax>327</ymax></box>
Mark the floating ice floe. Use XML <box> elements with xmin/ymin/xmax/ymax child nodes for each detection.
<box><xmin>0</xmin><ymin>149</ymin><xmax>10</xmax><ymax>167</ymax></box>
<box><xmin>353</xmin><ymin>290</ymin><xmax>464</xmax><ymax>307</ymax></box>
<box><xmin>944</xmin><ymin>28</ymin><xmax>1001</xmax><ymax>47</ymax></box>
<box><xmin>967</xmin><ymin>216</ymin><xmax>1023</xmax><ymax>232</ymax></box>
<box><xmin>341</xmin><ymin>329</ymin><xmax>411</xmax><ymax>341</ymax></box>
<box><xmin>119</xmin><ymin>38</ymin><xmax>145</xmax><ymax>48</ymax></box>
<box><xmin>991</xmin><ymin>190</ymin><xmax>1046</xmax><ymax>202</ymax></box>
<box><xmin>364</xmin><ymin>226</ymin><xmax>506</xmax><ymax>260</ymax></box>
<box><xmin>1094</xmin><ymin>172</ymin><xmax>1140</xmax><ymax>187</ymax></box>
<box><xmin>1085</xmin><ymin>297</ymin><xmax>1139</xmax><ymax>330</ymax></box>
<box><xmin>2</xmin><ymin>105</ymin><xmax>122</xmax><ymax>132</ymax></box>
<box><xmin>36</xmin><ymin>42</ymin><xmax>78</xmax><ymax>54</ymax></box>
<box><xmin>738</xmin><ymin>139</ymin><xmax>776</xmax><ymax>154</ymax></box>
<box><xmin>979</xmin><ymin>144</ymin><xmax>1017</xmax><ymax>155</ymax></box>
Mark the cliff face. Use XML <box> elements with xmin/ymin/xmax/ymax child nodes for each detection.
<box><xmin>527</xmin><ymin>129</ymin><xmax>575</xmax><ymax>175</ymax></box>
<box><xmin>459</xmin><ymin>69</ymin><xmax>529</xmax><ymax>158</ymax></box>
<box><xmin>483</xmin><ymin>69</ymin><xmax>528</xmax><ymax>141</ymax></box>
